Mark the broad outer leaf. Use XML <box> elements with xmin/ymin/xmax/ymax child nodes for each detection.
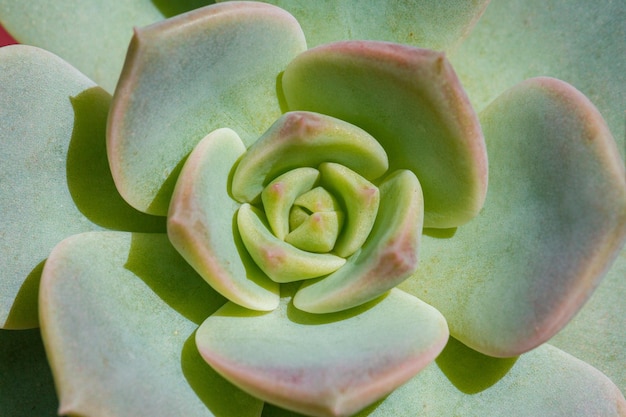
<box><xmin>197</xmin><ymin>286</ymin><xmax>448</xmax><ymax>417</ymax></box>
<box><xmin>261</xmin><ymin>342</ymin><xmax>626</xmax><ymax>417</ymax></box>
<box><xmin>449</xmin><ymin>0</ymin><xmax>626</xmax><ymax>158</ymax></box>
<box><xmin>0</xmin><ymin>0</ymin><xmax>166</xmax><ymax>92</ymax></box>
<box><xmin>40</xmin><ymin>231</ymin><xmax>263</xmax><ymax>417</ymax></box>
<box><xmin>282</xmin><ymin>41</ymin><xmax>487</xmax><ymax>228</ymax></box>
<box><xmin>0</xmin><ymin>45</ymin><xmax>163</xmax><ymax>329</ymax></box>
<box><xmin>108</xmin><ymin>2</ymin><xmax>307</xmax><ymax>215</ymax></box>
<box><xmin>401</xmin><ymin>77</ymin><xmax>626</xmax><ymax>357</ymax></box>
<box><xmin>218</xmin><ymin>0</ymin><xmax>491</xmax><ymax>52</ymax></box>
<box><xmin>552</xmin><ymin>245</ymin><xmax>626</xmax><ymax>394</ymax></box>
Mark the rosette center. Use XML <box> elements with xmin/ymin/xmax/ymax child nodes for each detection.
<box><xmin>232</xmin><ymin>111</ymin><xmax>388</xmax><ymax>284</ymax></box>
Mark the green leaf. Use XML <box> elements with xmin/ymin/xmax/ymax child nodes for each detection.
<box><xmin>107</xmin><ymin>2</ymin><xmax>307</xmax><ymax>215</ymax></box>
<box><xmin>318</xmin><ymin>163</ymin><xmax>379</xmax><ymax>258</ymax></box>
<box><xmin>295</xmin><ymin>170</ymin><xmax>424</xmax><ymax>314</ymax></box>
<box><xmin>196</xmin><ymin>286</ymin><xmax>449</xmax><ymax>417</ymax></box>
<box><xmin>551</xmin><ymin>245</ymin><xmax>626</xmax><ymax>395</ymax></box>
<box><xmin>218</xmin><ymin>0</ymin><xmax>491</xmax><ymax>52</ymax></box>
<box><xmin>168</xmin><ymin>128</ymin><xmax>279</xmax><ymax>311</ymax></box>
<box><xmin>282</xmin><ymin>41</ymin><xmax>488</xmax><ymax>228</ymax></box>
<box><xmin>0</xmin><ymin>45</ymin><xmax>165</xmax><ymax>329</ymax></box>
<box><xmin>40</xmin><ymin>231</ymin><xmax>263</xmax><ymax>417</ymax></box>
<box><xmin>449</xmin><ymin>0</ymin><xmax>626</xmax><ymax>159</ymax></box>
<box><xmin>401</xmin><ymin>77</ymin><xmax>626</xmax><ymax>357</ymax></box>
<box><xmin>231</xmin><ymin>111</ymin><xmax>388</xmax><ymax>205</ymax></box>
<box><xmin>0</xmin><ymin>1</ymin><xmax>166</xmax><ymax>92</ymax></box>
<box><xmin>263</xmin><ymin>341</ymin><xmax>626</xmax><ymax>416</ymax></box>
<box><xmin>262</xmin><ymin>168</ymin><xmax>322</xmax><ymax>240</ymax></box>
<box><xmin>237</xmin><ymin>204</ymin><xmax>346</xmax><ymax>283</ymax></box>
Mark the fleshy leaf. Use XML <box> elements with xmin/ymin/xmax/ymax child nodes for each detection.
<box><xmin>0</xmin><ymin>1</ymin><xmax>166</xmax><ymax>92</ymax></box>
<box><xmin>318</xmin><ymin>162</ymin><xmax>380</xmax><ymax>258</ymax></box>
<box><xmin>295</xmin><ymin>170</ymin><xmax>423</xmax><ymax>314</ymax></box>
<box><xmin>168</xmin><ymin>128</ymin><xmax>279</xmax><ymax>311</ymax></box>
<box><xmin>285</xmin><ymin>211</ymin><xmax>343</xmax><ymax>253</ymax></box>
<box><xmin>231</xmin><ymin>111</ymin><xmax>388</xmax><ymax>204</ymax></box>
<box><xmin>263</xmin><ymin>341</ymin><xmax>626</xmax><ymax>416</ymax></box>
<box><xmin>262</xmin><ymin>167</ymin><xmax>321</xmax><ymax>240</ymax></box>
<box><xmin>196</xmin><ymin>286</ymin><xmax>449</xmax><ymax>417</ymax></box>
<box><xmin>40</xmin><ymin>231</ymin><xmax>263</xmax><ymax>417</ymax></box>
<box><xmin>237</xmin><ymin>204</ymin><xmax>346</xmax><ymax>283</ymax></box>
<box><xmin>0</xmin><ymin>45</ymin><xmax>161</xmax><ymax>330</ymax></box>
<box><xmin>107</xmin><ymin>2</ymin><xmax>307</xmax><ymax>214</ymax></box>
<box><xmin>552</xmin><ymin>244</ymin><xmax>626</xmax><ymax>393</ymax></box>
<box><xmin>449</xmin><ymin>0</ymin><xmax>626</xmax><ymax>157</ymax></box>
<box><xmin>401</xmin><ymin>77</ymin><xmax>626</xmax><ymax>357</ymax></box>
<box><xmin>217</xmin><ymin>0</ymin><xmax>491</xmax><ymax>52</ymax></box>
<box><xmin>282</xmin><ymin>41</ymin><xmax>487</xmax><ymax>228</ymax></box>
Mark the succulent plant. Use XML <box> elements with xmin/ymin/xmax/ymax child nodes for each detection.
<box><xmin>1</xmin><ymin>1</ymin><xmax>625</xmax><ymax>416</ymax></box>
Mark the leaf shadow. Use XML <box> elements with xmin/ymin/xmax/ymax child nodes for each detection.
<box><xmin>181</xmin><ymin>330</ymin><xmax>264</xmax><ymax>417</ymax></box>
<box><xmin>152</xmin><ymin>0</ymin><xmax>216</xmax><ymax>18</ymax></box>
<box><xmin>285</xmin><ymin>289</ymin><xmax>389</xmax><ymax>326</ymax></box>
<box><xmin>5</xmin><ymin>259</ymin><xmax>45</xmax><ymax>329</ymax></box>
<box><xmin>67</xmin><ymin>87</ymin><xmax>165</xmax><ymax>232</ymax></box>
<box><xmin>124</xmin><ymin>233</ymin><xmax>227</xmax><ymax>325</ymax></box>
<box><xmin>436</xmin><ymin>336</ymin><xmax>518</xmax><ymax>394</ymax></box>
<box><xmin>0</xmin><ymin>328</ymin><xmax>59</xmax><ymax>417</ymax></box>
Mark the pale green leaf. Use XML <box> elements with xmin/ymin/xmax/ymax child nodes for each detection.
<box><xmin>450</xmin><ymin>0</ymin><xmax>626</xmax><ymax>159</ymax></box>
<box><xmin>218</xmin><ymin>0</ymin><xmax>490</xmax><ymax>51</ymax></box>
<box><xmin>263</xmin><ymin>341</ymin><xmax>626</xmax><ymax>417</ymax></box>
<box><xmin>0</xmin><ymin>45</ymin><xmax>162</xmax><ymax>330</ymax></box>
<box><xmin>295</xmin><ymin>170</ymin><xmax>423</xmax><ymax>314</ymax></box>
<box><xmin>552</xmin><ymin>245</ymin><xmax>626</xmax><ymax>395</ymax></box>
<box><xmin>282</xmin><ymin>42</ymin><xmax>487</xmax><ymax>228</ymax></box>
<box><xmin>168</xmin><ymin>128</ymin><xmax>279</xmax><ymax>311</ymax></box>
<box><xmin>0</xmin><ymin>1</ymin><xmax>166</xmax><ymax>92</ymax></box>
<box><xmin>400</xmin><ymin>77</ymin><xmax>626</xmax><ymax>357</ymax></box>
<box><xmin>231</xmin><ymin>111</ymin><xmax>388</xmax><ymax>205</ymax></box>
<box><xmin>40</xmin><ymin>231</ymin><xmax>263</xmax><ymax>417</ymax></box>
<box><xmin>197</xmin><ymin>286</ymin><xmax>448</xmax><ymax>417</ymax></box>
<box><xmin>107</xmin><ymin>2</ymin><xmax>307</xmax><ymax>215</ymax></box>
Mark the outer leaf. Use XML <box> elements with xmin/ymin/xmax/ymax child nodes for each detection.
<box><xmin>552</xmin><ymin>245</ymin><xmax>626</xmax><ymax>394</ymax></box>
<box><xmin>0</xmin><ymin>45</ymin><xmax>162</xmax><ymax>329</ymax></box>
<box><xmin>0</xmin><ymin>1</ymin><xmax>166</xmax><ymax>92</ymax></box>
<box><xmin>263</xmin><ymin>341</ymin><xmax>626</xmax><ymax>417</ymax></box>
<box><xmin>401</xmin><ymin>77</ymin><xmax>626</xmax><ymax>357</ymax></box>
<box><xmin>218</xmin><ymin>0</ymin><xmax>491</xmax><ymax>52</ymax></box>
<box><xmin>197</xmin><ymin>286</ymin><xmax>449</xmax><ymax>417</ymax></box>
<box><xmin>108</xmin><ymin>2</ymin><xmax>307</xmax><ymax>215</ymax></box>
<box><xmin>282</xmin><ymin>41</ymin><xmax>487</xmax><ymax>228</ymax></box>
<box><xmin>450</xmin><ymin>0</ymin><xmax>626</xmax><ymax>159</ymax></box>
<box><xmin>40</xmin><ymin>231</ymin><xmax>263</xmax><ymax>417</ymax></box>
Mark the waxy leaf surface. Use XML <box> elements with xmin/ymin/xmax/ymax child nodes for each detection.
<box><xmin>108</xmin><ymin>2</ymin><xmax>307</xmax><ymax>214</ymax></box>
<box><xmin>40</xmin><ymin>231</ymin><xmax>262</xmax><ymax>417</ymax></box>
<box><xmin>197</xmin><ymin>286</ymin><xmax>448</xmax><ymax>417</ymax></box>
<box><xmin>168</xmin><ymin>128</ymin><xmax>279</xmax><ymax>311</ymax></box>
<box><xmin>282</xmin><ymin>41</ymin><xmax>487</xmax><ymax>228</ymax></box>
<box><xmin>401</xmin><ymin>77</ymin><xmax>626</xmax><ymax>357</ymax></box>
<box><xmin>0</xmin><ymin>45</ymin><xmax>162</xmax><ymax>330</ymax></box>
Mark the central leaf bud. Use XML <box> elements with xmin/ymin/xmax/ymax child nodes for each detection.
<box><xmin>234</xmin><ymin>111</ymin><xmax>384</xmax><ymax>284</ymax></box>
<box><xmin>169</xmin><ymin>109</ymin><xmax>423</xmax><ymax>314</ymax></box>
